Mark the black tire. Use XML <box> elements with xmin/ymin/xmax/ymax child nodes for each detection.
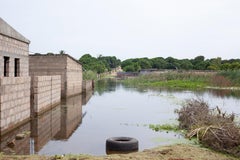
<box><xmin>106</xmin><ymin>137</ymin><xmax>139</xmax><ymax>152</ymax></box>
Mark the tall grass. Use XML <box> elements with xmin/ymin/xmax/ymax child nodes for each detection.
<box><xmin>218</xmin><ymin>70</ymin><xmax>240</xmax><ymax>86</ymax></box>
<box><xmin>122</xmin><ymin>71</ymin><xmax>213</xmax><ymax>89</ymax></box>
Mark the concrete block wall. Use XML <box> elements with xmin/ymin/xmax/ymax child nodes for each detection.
<box><xmin>0</xmin><ymin>34</ymin><xmax>29</xmax><ymax>77</ymax></box>
<box><xmin>29</xmin><ymin>54</ymin><xmax>83</xmax><ymax>98</ymax></box>
<box><xmin>29</xmin><ymin>55</ymin><xmax>67</xmax><ymax>97</ymax></box>
<box><xmin>82</xmin><ymin>80</ymin><xmax>93</xmax><ymax>93</ymax></box>
<box><xmin>0</xmin><ymin>77</ymin><xmax>31</xmax><ymax>134</ymax></box>
<box><xmin>31</xmin><ymin>76</ymin><xmax>61</xmax><ymax>115</ymax></box>
<box><xmin>66</xmin><ymin>56</ymin><xmax>82</xmax><ymax>97</ymax></box>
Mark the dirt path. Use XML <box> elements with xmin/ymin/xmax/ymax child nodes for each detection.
<box><xmin>1</xmin><ymin>144</ymin><xmax>238</xmax><ymax>160</ymax></box>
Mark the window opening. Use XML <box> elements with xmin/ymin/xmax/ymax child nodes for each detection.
<box><xmin>4</xmin><ymin>56</ymin><xmax>10</xmax><ymax>77</ymax></box>
<box><xmin>14</xmin><ymin>58</ymin><xmax>20</xmax><ymax>77</ymax></box>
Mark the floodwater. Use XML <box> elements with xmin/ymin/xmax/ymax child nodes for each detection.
<box><xmin>0</xmin><ymin>79</ymin><xmax>240</xmax><ymax>155</ymax></box>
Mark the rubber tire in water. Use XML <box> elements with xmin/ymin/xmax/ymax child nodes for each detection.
<box><xmin>106</xmin><ymin>137</ymin><xmax>139</xmax><ymax>152</ymax></box>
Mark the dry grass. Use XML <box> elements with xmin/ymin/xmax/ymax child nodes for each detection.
<box><xmin>176</xmin><ymin>99</ymin><xmax>240</xmax><ymax>157</ymax></box>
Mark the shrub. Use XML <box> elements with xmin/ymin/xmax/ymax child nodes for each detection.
<box><xmin>176</xmin><ymin>99</ymin><xmax>240</xmax><ymax>157</ymax></box>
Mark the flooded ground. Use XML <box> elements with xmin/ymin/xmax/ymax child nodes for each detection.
<box><xmin>1</xmin><ymin>79</ymin><xmax>240</xmax><ymax>156</ymax></box>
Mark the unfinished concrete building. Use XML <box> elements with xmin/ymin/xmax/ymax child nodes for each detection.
<box><xmin>0</xmin><ymin>17</ymin><xmax>31</xmax><ymax>134</ymax></box>
<box><xmin>29</xmin><ymin>54</ymin><xmax>82</xmax><ymax>98</ymax></box>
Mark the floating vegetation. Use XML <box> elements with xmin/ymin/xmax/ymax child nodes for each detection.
<box><xmin>149</xmin><ymin>124</ymin><xmax>180</xmax><ymax>132</ymax></box>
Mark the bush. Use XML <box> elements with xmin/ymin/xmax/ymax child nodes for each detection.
<box><xmin>176</xmin><ymin>99</ymin><xmax>240</xmax><ymax>157</ymax></box>
<box><xmin>83</xmin><ymin>70</ymin><xmax>97</xmax><ymax>80</ymax></box>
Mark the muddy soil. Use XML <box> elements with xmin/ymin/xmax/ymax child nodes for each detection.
<box><xmin>0</xmin><ymin>144</ymin><xmax>238</xmax><ymax>160</ymax></box>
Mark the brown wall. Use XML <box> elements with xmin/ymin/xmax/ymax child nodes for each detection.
<box><xmin>82</xmin><ymin>80</ymin><xmax>93</xmax><ymax>93</ymax></box>
<box><xmin>66</xmin><ymin>56</ymin><xmax>82</xmax><ymax>96</ymax></box>
<box><xmin>29</xmin><ymin>54</ymin><xmax>82</xmax><ymax>98</ymax></box>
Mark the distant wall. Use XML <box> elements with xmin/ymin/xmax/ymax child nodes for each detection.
<box><xmin>82</xmin><ymin>80</ymin><xmax>93</xmax><ymax>93</ymax></box>
<box><xmin>0</xmin><ymin>77</ymin><xmax>31</xmax><ymax>135</ymax></box>
<box><xmin>29</xmin><ymin>55</ymin><xmax>67</xmax><ymax>97</ymax></box>
<box><xmin>66</xmin><ymin>56</ymin><xmax>82</xmax><ymax>97</ymax></box>
<box><xmin>31</xmin><ymin>76</ymin><xmax>61</xmax><ymax>115</ymax></box>
<box><xmin>29</xmin><ymin>54</ymin><xmax>82</xmax><ymax>98</ymax></box>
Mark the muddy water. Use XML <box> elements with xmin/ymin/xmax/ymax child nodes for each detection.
<box><xmin>1</xmin><ymin>79</ymin><xmax>240</xmax><ymax>156</ymax></box>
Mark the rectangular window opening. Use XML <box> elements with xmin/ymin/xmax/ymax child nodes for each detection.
<box><xmin>4</xmin><ymin>56</ymin><xmax>10</xmax><ymax>77</ymax></box>
<box><xmin>14</xmin><ymin>58</ymin><xmax>20</xmax><ymax>77</ymax></box>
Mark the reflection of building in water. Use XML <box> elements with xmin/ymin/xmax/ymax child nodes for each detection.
<box><xmin>31</xmin><ymin>105</ymin><xmax>61</xmax><ymax>152</ymax></box>
<box><xmin>82</xmin><ymin>90</ymin><xmax>93</xmax><ymax>105</ymax></box>
<box><xmin>0</xmin><ymin>92</ymin><xmax>92</xmax><ymax>155</ymax></box>
<box><xmin>54</xmin><ymin>94</ymin><xmax>83</xmax><ymax>139</ymax></box>
<box><xmin>0</xmin><ymin>122</ymin><xmax>30</xmax><ymax>155</ymax></box>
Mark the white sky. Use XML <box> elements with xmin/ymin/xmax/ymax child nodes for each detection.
<box><xmin>1</xmin><ymin>0</ymin><xmax>240</xmax><ymax>60</ymax></box>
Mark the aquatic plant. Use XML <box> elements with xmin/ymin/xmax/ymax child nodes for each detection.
<box><xmin>149</xmin><ymin>124</ymin><xmax>179</xmax><ymax>132</ymax></box>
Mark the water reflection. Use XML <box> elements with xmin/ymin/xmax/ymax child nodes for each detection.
<box><xmin>0</xmin><ymin>92</ymin><xmax>92</xmax><ymax>155</ymax></box>
<box><xmin>0</xmin><ymin>122</ymin><xmax>31</xmax><ymax>155</ymax></box>
<box><xmin>82</xmin><ymin>90</ymin><xmax>93</xmax><ymax>105</ymax></box>
<box><xmin>54</xmin><ymin>94</ymin><xmax>83</xmax><ymax>140</ymax></box>
<box><xmin>31</xmin><ymin>105</ymin><xmax>61</xmax><ymax>152</ymax></box>
<box><xmin>1</xmin><ymin>79</ymin><xmax>240</xmax><ymax>156</ymax></box>
<box><xmin>94</xmin><ymin>79</ymin><xmax>120</xmax><ymax>95</ymax></box>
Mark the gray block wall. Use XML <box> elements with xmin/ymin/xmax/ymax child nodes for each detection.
<box><xmin>0</xmin><ymin>77</ymin><xmax>31</xmax><ymax>134</ymax></box>
<box><xmin>31</xmin><ymin>76</ymin><xmax>61</xmax><ymax>115</ymax></box>
<box><xmin>29</xmin><ymin>54</ymin><xmax>82</xmax><ymax>98</ymax></box>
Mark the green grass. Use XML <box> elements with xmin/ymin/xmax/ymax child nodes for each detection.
<box><xmin>149</xmin><ymin>124</ymin><xmax>180</xmax><ymax>132</ymax></box>
<box><xmin>122</xmin><ymin>71</ymin><xmax>211</xmax><ymax>90</ymax></box>
<box><xmin>142</xmin><ymin>80</ymin><xmax>207</xmax><ymax>89</ymax></box>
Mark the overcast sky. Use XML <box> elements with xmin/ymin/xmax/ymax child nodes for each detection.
<box><xmin>1</xmin><ymin>0</ymin><xmax>240</xmax><ymax>60</ymax></box>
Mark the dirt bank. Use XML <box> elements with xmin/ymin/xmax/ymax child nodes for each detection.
<box><xmin>1</xmin><ymin>144</ymin><xmax>238</xmax><ymax>160</ymax></box>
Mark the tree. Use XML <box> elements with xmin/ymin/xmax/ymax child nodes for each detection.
<box><xmin>98</xmin><ymin>56</ymin><xmax>121</xmax><ymax>71</ymax></box>
<box><xmin>208</xmin><ymin>57</ymin><xmax>222</xmax><ymax>70</ymax></box>
<box><xmin>165</xmin><ymin>57</ymin><xmax>180</xmax><ymax>69</ymax></box>
<box><xmin>138</xmin><ymin>58</ymin><xmax>152</xmax><ymax>69</ymax></box>
<box><xmin>151</xmin><ymin>57</ymin><xmax>167</xmax><ymax>69</ymax></box>
<box><xmin>79</xmin><ymin>54</ymin><xmax>106</xmax><ymax>73</ymax></box>
<box><xmin>59</xmin><ymin>50</ymin><xmax>66</xmax><ymax>54</ymax></box>
<box><xmin>179</xmin><ymin>59</ymin><xmax>193</xmax><ymax>70</ymax></box>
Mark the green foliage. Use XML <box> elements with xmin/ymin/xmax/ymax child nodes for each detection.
<box><xmin>207</xmin><ymin>57</ymin><xmax>222</xmax><ymax>70</ymax></box>
<box><xmin>79</xmin><ymin>54</ymin><xmax>240</xmax><ymax>73</ymax></box>
<box><xmin>83</xmin><ymin>70</ymin><xmax>97</xmax><ymax>80</ymax></box>
<box><xmin>97</xmin><ymin>55</ymin><xmax>121</xmax><ymax>71</ymax></box>
<box><xmin>149</xmin><ymin>124</ymin><xmax>179</xmax><ymax>132</ymax></box>
<box><xmin>151</xmin><ymin>57</ymin><xmax>168</xmax><ymax>69</ymax></box>
<box><xmin>218</xmin><ymin>70</ymin><xmax>240</xmax><ymax>86</ymax></box>
<box><xmin>122</xmin><ymin>72</ymin><xmax>211</xmax><ymax>89</ymax></box>
<box><xmin>79</xmin><ymin>54</ymin><xmax>121</xmax><ymax>74</ymax></box>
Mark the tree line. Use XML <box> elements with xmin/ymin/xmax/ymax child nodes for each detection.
<box><xmin>79</xmin><ymin>54</ymin><xmax>240</xmax><ymax>73</ymax></box>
